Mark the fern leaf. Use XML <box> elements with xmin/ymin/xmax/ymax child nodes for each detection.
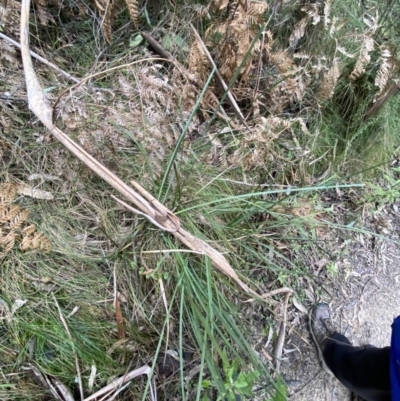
<box><xmin>318</xmin><ymin>57</ymin><xmax>341</xmax><ymax>100</ymax></box>
<box><xmin>210</xmin><ymin>0</ymin><xmax>229</xmax><ymax>12</ymax></box>
<box><xmin>289</xmin><ymin>17</ymin><xmax>308</xmax><ymax>48</ymax></box>
<box><xmin>33</xmin><ymin>0</ymin><xmax>55</xmax><ymax>25</ymax></box>
<box><xmin>95</xmin><ymin>0</ymin><xmax>115</xmax><ymax>43</ymax></box>
<box><xmin>374</xmin><ymin>46</ymin><xmax>393</xmax><ymax>102</ymax></box>
<box><xmin>324</xmin><ymin>0</ymin><xmax>332</xmax><ymax>29</ymax></box>
<box><xmin>301</xmin><ymin>3</ymin><xmax>321</xmax><ymax>25</ymax></box>
<box><xmin>349</xmin><ymin>37</ymin><xmax>374</xmax><ymax>81</ymax></box>
<box><xmin>125</xmin><ymin>0</ymin><xmax>139</xmax><ymax>28</ymax></box>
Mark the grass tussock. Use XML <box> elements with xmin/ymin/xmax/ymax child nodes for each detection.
<box><xmin>0</xmin><ymin>0</ymin><xmax>400</xmax><ymax>400</ymax></box>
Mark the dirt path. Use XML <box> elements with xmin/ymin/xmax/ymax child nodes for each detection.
<box><xmin>280</xmin><ymin>208</ymin><xmax>400</xmax><ymax>401</ymax></box>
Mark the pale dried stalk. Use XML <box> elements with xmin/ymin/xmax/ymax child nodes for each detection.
<box><xmin>261</xmin><ymin>287</ymin><xmax>293</xmax><ymax>298</ymax></box>
<box><xmin>20</xmin><ymin>0</ymin><xmax>254</xmax><ymax>295</ymax></box>
<box><xmin>52</xmin><ymin>293</ymin><xmax>84</xmax><ymax>400</ymax></box>
<box><xmin>83</xmin><ymin>365</ymin><xmax>156</xmax><ymax>401</ymax></box>
<box><xmin>274</xmin><ymin>291</ymin><xmax>291</xmax><ymax>372</ymax></box>
<box><xmin>0</xmin><ymin>32</ymin><xmax>81</xmax><ymax>83</ymax></box>
<box><xmin>190</xmin><ymin>24</ymin><xmax>250</xmax><ymax>130</ymax></box>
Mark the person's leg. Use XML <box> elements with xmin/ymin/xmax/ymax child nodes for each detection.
<box><xmin>310</xmin><ymin>304</ymin><xmax>391</xmax><ymax>401</ymax></box>
<box><xmin>323</xmin><ymin>332</ymin><xmax>391</xmax><ymax>401</ymax></box>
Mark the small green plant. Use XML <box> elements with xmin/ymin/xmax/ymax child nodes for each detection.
<box><xmin>216</xmin><ymin>349</ymin><xmax>260</xmax><ymax>401</ymax></box>
<box><xmin>365</xmin><ymin>168</ymin><xmax>400</xmax><ymax>208</ymax></box>
<box><xmin>268</xmin><ymin>376</ymin><xmax>287</xmax><ymax>401</ymax></box>
<box><xmin>326</xmin><ymin>262</ymin><xmax>338</xmax><ymax>276</ymax></box>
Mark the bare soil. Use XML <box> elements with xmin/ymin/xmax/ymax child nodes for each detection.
<box><xmin>280</xmin><ymin>205</ymin><xmax>400</xmax><ymax>401</ymax></box>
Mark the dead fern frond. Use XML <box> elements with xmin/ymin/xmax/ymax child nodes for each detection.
<box><xmin>246</xmin><ymin>2</ymin><xmax>269</xmax><ymax>25</ymax></box>
<box><xmin>318</xmin><ymin>57</ymin><xmax>341</xmax><ymax>100</ymax></box>
<box><xmin>349</xmin><ymin>37</ymin><xmax>374</xmax><ymax>81</ymax></box>
<box><xmin>0</xmin><ymin>39</ymin><xmax>19</xmax><ymax>69</ymax></box>
<box><xmin>209</xmin><ymin>0</ymin><xmax>229</xmax><ymax>12</ymax></box>
<box><xmin>374</xmin><ymin>46</ymin><xmax>393</xmax><ymax>102</ymax></box>
<box><xmin>0</xmin><ymin>230</ymin><xmax>15</xmax><ymax>258</ymax></box>
<box><xmin>220</xmin><ymin>20</ymin><xmax>253</xmax><ymax>81</ymax></box>
<box><xmin>0</xmin><ymin>205</ymin><xmax>9</xmax><ymax>224</ymax></box>
<box><xmin>289</xmin><ymin>17</ymin><xmax>308</xmax><ymax>48</ymax></box>
<box><xmin>125</xmin><ymin>0</ymin><xmax>139</xmax><ymax>29</ymax></box>
<box><xmin>228</xmin><ymin>0</ymin><xmax>241</xmax><ymax>19</ymax></box>
<box><xmin>33</xmin><ymin>0</ymin><xmax>55</xmax><ymax>25</ymax></box>
<box><xmin>324</xmin><ymin>0</ymin><xmax>332</xmax><ymax>29</ymax></box>
<box><xmin>301</xmin><ymin>3</ymin><xmax>321</xmax><ymax>25</ymax></box>
<box><xmin>5</xmin><ymin>204</ymin><xmax>21</xmax><ymax>224</ymax></box>
<box><xmin>203</xmin><ymin>0</ymin><xmax>266</xmax><ymax>87</ymax></box>
<box><xmin>22</xmin><ymin>224</ymin><xmax>36</xmax><ymax>236</ymax></box>
<box><xmin>9</xmin><ymin>208</ymin><xmax>30</xmax><ymax>230</ymax></box>
<box><xmin>0</xmin><ymin>183</ymin><xmax>17</xmax><ymax>204</ymax></box>
<box><xmin>95</xmin><ymin>0</ymin><xmax>115</xmax><ymax>43</ymax></box>
<box><xmin>118</xmin><ymin>74</ymin><xmax>134</xmax><ymax>98</ymax></box>
<box><xmin>337</xmin><ymin>46</ymin><xmax>355</xmax><ymax>59</ymax></box>
<box><xmin>0</xmin><ymin>182</ymin><xmax>51</xmax><ymax>256</ymax></box>
<box><xmin>188</xmin><ymin>36</ymin><xmax>210</xmax><ymax>83</ymax></box>
<box><xmin>201</xmin><ymin>89</ymin><xmax>220</xmax><ymax>110</ymax></box>
<box><xmin>270</xmin><ymin>51</ymin><xmax>294</xmax><ymax>74</ymax></box>
<box><xmin>228</xmin><ymin>117</ymin><xmax>292</xmax><ymax>170</ymax></box>
<box><xmin>20</xmin><ymin>231</ymin><xmax>52</xmax><ymax>253</ymax></box>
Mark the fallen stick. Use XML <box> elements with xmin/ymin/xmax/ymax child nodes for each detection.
<box><xmin>140</xmin><ymin>31</ymin><xmax>175</xmax><ymax>62</ymax></box>
<box><xmin>0</xmin><ymin>32</ymin><xmax>81</xmax><ymax>83</ymax></box>
<box><xmin>274</xmin><ymin>291</ymin><xmax>291</xmax><ymax>373</ymax></box>
<box><xmin>190</xmin><ymin>24</ymin><xmax>250</xmax><ymax>130</ymax></box>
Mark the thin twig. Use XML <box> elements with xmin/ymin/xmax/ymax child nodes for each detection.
<box><xmin>253</xmin><ymin>30</ymin><xmax>265</xmax><ymax>99</ymax></box>
<box><xmin>102</xmin><ymin>382</ymin><xmax>131</xmax><ymax>401</ymax></box>
<box><xmin>159</xmin><ymin>278</ymin><xmax>170</xmax><ymax>363</ymax></box>
<box><xmin>52</xmin><ymin>293</ymin><xmax>84</xmax><ymax>400</ymax></box>
<box><xmin>0</xmin><ymin>32</ymin><xmax>81</xmax><ymax>83</ymax></box>
<box><xmin>141</xmin><ymin>249</ymin><xmax>204</xmax><ymax>254</ymax></box>
<box><xmin>113</xmin><ymin>264</ymin><xmax>125</xmax><ymax>341</ymax></box>
<box><xmin>190</xmin><ymin>24</ymin><xmax>250</xmax><ymax>130</ymax></box>
<box><xmin>141</xmin><ymin>31</ymin><xmax>175</xmax><ymax>62</ymax></box>
<box><xmin>261</xmin><ymin>287</ymin><xmax>294</xmax><ymax>299</ymax></box>
<box><xmin>274</xmin><ymin>291</ymin><xmax>291</xmax><ymax>373</ymax></box>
